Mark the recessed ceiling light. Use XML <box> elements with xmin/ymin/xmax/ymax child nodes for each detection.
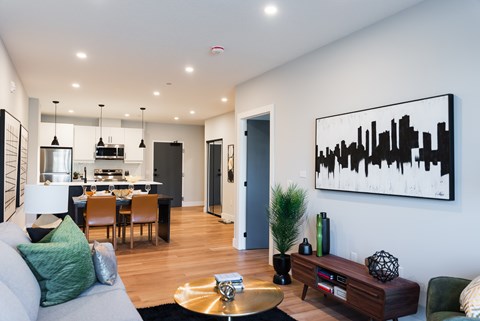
<box><xmin>153</xmin><ymin>91</ymin><xmax>160</xmax><ymax>96</ymax></box>
<box><xmin>190</xmin><ymin>110</ymin><xmax>195</xmax><ymax>115</ymax></box>
<box><xmin>124</xmin><ymin>113</ymin><xmax>130</xmax><ymax>117</ymax></box>
<box><xmin>185</xmin><ymin>66</ymin><xmax>194</xmax><ymax>73</ymax></box>
<box><xmin>264</xmin><ymin>5</ymin><xmax>278</xmax><ymax>16</ymax></box>
<box><xmin>166</xmin><ymin>82</ymin><xmax>172</xmax><ymax>86</ymax></box>
<box><xmin>174</xmin><ymin>116</ymin><xmax>179</xmax><ymax>120</ymax></box>
<box><xmin>72</xmin><ymin>83</ymin><xmax>80</xmax><ymax>88</ymax></box>
<box><xmin>76</xmin><ymin>52</ymin><xmax>87</xmax><ymax>59</ymax></box>
<box><xmin>68</xmin><ymin>110</ymin><xmax>74</xmax><ymax>113</ymax></box>
<box><xmin>221</xmin><ymin>97</ymin><xmax>228</xmax><ymax>102</ymax></box>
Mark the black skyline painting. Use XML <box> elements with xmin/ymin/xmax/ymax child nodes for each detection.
<box><xmin>315</xmin><ymin>94</ymin><xmax>454</xmax><ymax>200</ymax></box>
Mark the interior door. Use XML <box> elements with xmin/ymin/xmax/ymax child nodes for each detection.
<box><xmin>245</xmin><ymin>118</ymin><xmax>270</xmax><ymax>249</ymax></box>
<box><xmin>207</xmin><ymin>139</ymin><xmax>222</xmax><ymax>216</ymax></box>
<box><xmin>153</xmin><ymin>142</ymin><xmax>183</xmax><ymax>207</ymax></box>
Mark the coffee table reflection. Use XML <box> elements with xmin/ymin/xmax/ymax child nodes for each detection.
<box><xmin>174</xmin><ymin>277</ymin><xmax>284</xmax><ymax>321</ymax></box>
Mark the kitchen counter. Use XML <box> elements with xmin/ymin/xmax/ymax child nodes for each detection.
<box><xmin>45</xmin><ymin>180</ymin><xmax>162</xmax><ymax>186</ymax></box>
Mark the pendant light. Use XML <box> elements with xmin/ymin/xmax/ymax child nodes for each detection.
<box><xmin>51</xmin><ymin>100</ymin><xmax>60</xmax><ymax>145</ymax></box>
<box><xmin>97</xmin><ymin>104</ymin><xmax>105</xmax><ymax>147</ymax></box>
<box><xmin>139</xmin><ymin>107</ymin><xmax>146</xmax><ymax>148</ymax></box>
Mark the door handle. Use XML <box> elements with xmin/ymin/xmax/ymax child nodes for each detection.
<box><xmin>154</xmin><ymin>174</ymin><xmax>158</xmax><ymax>177</ymax></box>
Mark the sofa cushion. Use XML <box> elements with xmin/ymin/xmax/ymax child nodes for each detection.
<box><xmin>36</xmin><ymin>288</ymin><xmax>142</xmax><ymax>321</ymax></box>
<box><xmin>0</xmin><ymin>221</ymin><xmax>31</xmax><ymax>249</ymax></box>
<box><xmin>0</xmin><ymin>241</ymin><xmax>40</xmax><ymax>321</ymax></box>
<box><xmin>78</xmin><ymin>274</ymin><xmax>126</xmax><ymax>298</ymax></box>
<box><xmin>26</xmin><ymin>227</ymin><xmax>55</xmax><ymax>243</ymax></box>
<box><xmin>92</xmin><ymin>241</ymin><xmax>118</xmax><ymax>285</ymax></box>
<box><xmin>17</xmin><ymin>216</ymin><xmax>96</xmax><ymax>307</ymax></box>
<box><xmin>0</xmin><ymin>281</ymin><xmax>31</xmax><ymax>321</ymax></box>
<box><xmin>429</xmin><ymin>311</ymin><xmax>466</xmax><ymax>321</ymax></box>
<box><xmin>460</xmin><ymin>275</ymin><xmax>480</xmax><ymax>317</ymax></box>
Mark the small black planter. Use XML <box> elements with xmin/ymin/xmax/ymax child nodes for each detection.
<box><xmin>273</xmin><ymin>254</ymin><xmax>291</xmax><ymax>285</ymax></box>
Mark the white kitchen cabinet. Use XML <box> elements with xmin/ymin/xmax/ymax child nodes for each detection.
<box><xmin>95</xmin><ymin>127</ymin><xmax>125</xmax><ymax>145</ymax></box>
<box><xmin>124</xmin><ymin>128</ymin><xmax>144</xmax><ymax>163</ymax></box>
<box><xmin>38</xmin><ymin>122</ymin><xmax>74</xmax><ymax>147</ymax></box>
<box><xmin>73</xmin><ymin>125</ymin><xmax>96</xmax><ymax>162</ymax></box>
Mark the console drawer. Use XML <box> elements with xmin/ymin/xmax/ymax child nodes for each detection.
<box><xmin>292</xmin><ymin>256</ymin><xmax>317</xmax><ymax>288</ymax></box>
<box><xmin>347</xmin><ymin>280</ymin><xmax>384</xmax><ymax>319</ymax></box>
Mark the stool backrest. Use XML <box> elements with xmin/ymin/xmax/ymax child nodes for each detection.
<box><xmin>131</xmin><ymin>194</ymin><xmax>158</xmax><ymax>223</ymax></box>
<box><xmin>85</xmin><ymin>195</ymin><xmax>116</xmax><ymax>226</ymax></box>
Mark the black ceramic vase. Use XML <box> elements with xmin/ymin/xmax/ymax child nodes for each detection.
<box><xmin>273</xmin><ymin>254</ymin><xmax>292</xmax><ymax>285</ymax></box>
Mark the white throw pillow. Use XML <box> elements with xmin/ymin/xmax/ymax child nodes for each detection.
<box><xmin>460</xmin><ymin>275</ymin><xmax>480</xmax><ymax>317</ymax></box>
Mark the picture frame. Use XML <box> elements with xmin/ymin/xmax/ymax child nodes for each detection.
<box><xmin>315</xmin><ymin>94</ymin><xmax>454</xmax><ymax>200</ymax></box>
<box><xmin>0</xmin><ymin>109</ymin><xmax>21</xmax><ymax>222</ymax></box>
<box><xmin>227</xmin><ymin>144</ymin><xmax>234</xmax><ymax>183</ymax></box>
<box><xmin>16</xmin><ymin>125</ymin><xmax>28</xmax><ymax>207</ymax></box>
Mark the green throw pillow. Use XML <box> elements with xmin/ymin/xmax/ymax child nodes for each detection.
<box><xmin>17</xmin><ymin>216</ymin><xmax>96</xmax><ymax>306</ymax></box>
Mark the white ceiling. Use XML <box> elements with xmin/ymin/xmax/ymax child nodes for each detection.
<box><xmin>0</xmin><ymin>0</ymin><xmax>423</xmax><ymax>125</ymax></box>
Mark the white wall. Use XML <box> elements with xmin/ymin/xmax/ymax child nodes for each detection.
<box><xmin>144</xmin><ymin>122</ymin><xmax>204</xmax><ymax>205</ymax></box>
<box><xmin>235</xmin><ymin>0</ymin><xmax>479</xmax><ymax>318</ymax></box>
<box><xmin>205</xmin><ymin>112</ymin><xmax>235</xmax><ymax>221</ymax></box>
<box><xmin>0</xmin><ymin>37</ymin><xmax>30</xmax><ymax>226</ymax></box>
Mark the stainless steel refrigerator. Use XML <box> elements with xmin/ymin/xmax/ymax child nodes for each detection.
<box><xmin>39</xmin><ymin>147</ymin><xmax>72</xmax><ymax>182</ymax></box>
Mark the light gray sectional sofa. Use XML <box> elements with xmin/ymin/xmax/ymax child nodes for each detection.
<box><xmin>0</xmin><ymin>222</ymin><xmax>142</xmax><ymax>321</ymax></box>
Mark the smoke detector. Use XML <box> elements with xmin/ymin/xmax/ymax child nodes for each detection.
<box><xmin>210</xmin><ymin>46</ymin><xmax>225</xmax><ymax>55</ymax></box>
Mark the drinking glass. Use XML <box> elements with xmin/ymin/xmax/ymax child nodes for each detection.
<box><xmin>82</xmin><ymin>185</ymin><xmax>87</xmax><ymax>198</ymax></box>
<box><xmin>90</xmin><ymin>184</ymin><xmax>97</xmax><ymax>195</ymax></box>
<box><xmin>128</xmin><ymin>184</ymin><xmax>134</xmax><ymax>194</ymax></box>
<box><xmin>145</xmin><ymin>184</ymin><xmax>151</xmax><ymax>194</ymax></box>
<box><xmin>108</xmin><ymin>184</ymin><xmax>115</xmax><ymax>194</ymax></box>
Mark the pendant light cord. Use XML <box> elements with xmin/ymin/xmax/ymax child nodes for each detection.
<box><xmin>54</xmin><ymin>103</ymin><xmax>57</xmax><ymax>137</ymax></box>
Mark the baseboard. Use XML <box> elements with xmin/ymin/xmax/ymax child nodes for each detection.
<box><xmin>182</xmin><ymin>201</ymin><xmax>204</xmax><ymax>207</ymax></box>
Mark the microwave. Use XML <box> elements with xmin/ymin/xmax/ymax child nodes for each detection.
<box><xmin>95</xmin><ymin>144</ymin><xmax>125</xmax><ymax>160</ymax></box>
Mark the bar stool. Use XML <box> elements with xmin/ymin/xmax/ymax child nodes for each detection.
<box><xmin>123</xmin><ymin>194</ymin><xmax>158</xmax><ymax>249</ymax></box>
<box><xmin>84</xmin><ymin>195</ymin><xmax>117</xmax><ymax>249</ymax></box>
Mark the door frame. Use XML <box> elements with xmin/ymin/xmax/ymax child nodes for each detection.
<box><xmin>206</xmin><ymin>138</ymin><xmax>223</xmax><ymax>216</ymax></box>
<box><xmin>234</xmin><ymin>104</ymin><xmax>275</xmax><ymax>252</ymax></box>
<box><xmin>151</xmin><ymin>140</ymin><xmax>185</xmax><ymax>206</ymax></box>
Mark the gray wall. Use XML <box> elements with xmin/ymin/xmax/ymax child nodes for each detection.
<box><xmin>236</xmin><ymin>0</ymin><xmax>479</xmax><ymax>318</ymax></box>
<box><xmin>0</xmin><ymin>37</ymin><xmax>30</xmax><ymax>226</ymax></box>
<box><xmin>144</xmin><ymin>122</ymin><xmax>205</xmax><ymax>205</ymax></box>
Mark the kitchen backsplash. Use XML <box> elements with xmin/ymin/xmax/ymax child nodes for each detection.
<box><xmin>73</xmin><ymin>160</ymin><xmax>143</xmax><ymax>180</ymax></box>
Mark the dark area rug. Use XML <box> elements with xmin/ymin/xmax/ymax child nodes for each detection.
<box><xmin>138</xmin><ymin>303</ymin><xmax>297</xmax><ymax>321</ymax></box>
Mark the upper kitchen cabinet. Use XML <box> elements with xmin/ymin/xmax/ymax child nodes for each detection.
<box><xmin>124</xmin><ymin>128</ymin><xmax>144</xmax><ymax>163</ymax></box>
<box><xmin>38</xmin><ymin>122</ymin><xmax>74</xmax><ymax>147</ymax></box>
<box><xmin>73</xmin><ymin>125</ymin><xmax>96</xmax><ymax>162</ymax></box>
<box><xmin>95</xmin><ymin>127</ymin><xmax>125</xmax><ymax>145</ymax></box>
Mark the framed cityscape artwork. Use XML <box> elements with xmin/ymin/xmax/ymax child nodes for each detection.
<box><xmin>0</xmin><ymin>109</ymin><xmax>21</xmax><ymax>222</ymax></box>
<box><xmin>315</xmin><ymin>94</ymin><xmax>454</xmax><ymax>200</ymax></box>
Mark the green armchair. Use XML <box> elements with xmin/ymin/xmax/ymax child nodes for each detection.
<box><xmin>426</xmin><ymin>276</ymin><xmax>476</xmax><ymax>321</ymax></box>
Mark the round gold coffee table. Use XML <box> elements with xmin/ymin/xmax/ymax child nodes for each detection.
<box><xmin>174</xmin><ymin>277</ymin><xmax>284</xmax><ymax>321</ymax></box>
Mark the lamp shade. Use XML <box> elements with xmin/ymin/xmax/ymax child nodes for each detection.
<box><xmin>24</xmin><ymin>184</ymin><xmax>69</xmax><ymax>215</ymax></box>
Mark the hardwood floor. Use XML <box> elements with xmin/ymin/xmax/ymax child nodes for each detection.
<box><xmin>89</xmin><ymin>206</ymin><xmax>367</xmax><ymax>320</ymax></box>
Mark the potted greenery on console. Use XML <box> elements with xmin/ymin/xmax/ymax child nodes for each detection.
<box><xmin>268</xmin><ymin>183</ymin><xmax>307</xmax><ymax>285</ymax></box>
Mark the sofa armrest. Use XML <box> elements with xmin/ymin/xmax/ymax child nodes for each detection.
<box><xmin>426</xmin><ymin>276</ymin><xmax>471</xmax><ymax>319</ymax></box>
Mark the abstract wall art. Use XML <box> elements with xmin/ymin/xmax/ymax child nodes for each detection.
<box><xmin>1</xmin><ymin>109</ymin><xmax>21</xmax><ymax>222</ymax></box>
<box><xmin>315</xmin><ymin>94</ymin><xmax>454</xmax><ymax>200</ymax></box>
<box><xmin>16</xmin><ymin>125</ymin><xmax>28</xmax><ymax>207</ymax></box>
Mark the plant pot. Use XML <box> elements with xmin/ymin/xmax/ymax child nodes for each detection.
<box><xmin>273</xmin><ymin>254</ymin><xmax>291</xmax><ymax>285</ymax></box>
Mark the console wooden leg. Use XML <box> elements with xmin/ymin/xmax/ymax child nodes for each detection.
<box><xmin>301</xmin><ymin>284</ymin><xmax>308</xmax><ymax>300</ymax></box>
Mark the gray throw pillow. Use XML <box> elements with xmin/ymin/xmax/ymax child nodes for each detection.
<box><xmin>92</xmin><ymin>241</ymin><xmax>117</xmax><ymax>285</ymax></box>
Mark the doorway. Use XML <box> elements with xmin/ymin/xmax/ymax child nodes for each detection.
<box><xmin>245</xmin><ymin>117</ymin><xmax>270</xmax><ymax>249</ymax></box>
<box><xmin>207</xmin><ymin>139</ymin><xmax>222</xmax><ymax>216</ymax></box>
<box><xmin>153</xmin><ymin>142</ymin><xmax>183</xmax><ymax>207</ymax></box>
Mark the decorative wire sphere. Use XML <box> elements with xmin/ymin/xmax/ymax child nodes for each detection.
<box><xmin>217</xmin><ymin>281</ymin><xmax>236</xmax><ymax>301</ymax></box>
<box><xmin>365</xmin><ymin>250</ymin><xmax>399</xmax><ymax>283</ymax></box>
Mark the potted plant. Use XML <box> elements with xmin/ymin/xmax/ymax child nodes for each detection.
<box><xmin>268</xmin><ymin>183</ymin><xmax>307</xmax><ymax>285</ymax></box>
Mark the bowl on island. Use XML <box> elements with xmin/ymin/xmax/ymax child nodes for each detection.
<box><xmin>125</xmin><ymin>175</ymin><xmax>141</xmax><ymax>183</ymax></box>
